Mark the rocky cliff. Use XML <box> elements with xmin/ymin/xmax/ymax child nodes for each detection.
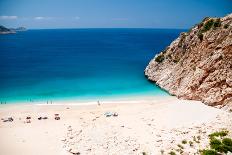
<box><xmin>145</xmin><ymin>13</ymin><xmax>232</xmax><ymax>106</ymax></box>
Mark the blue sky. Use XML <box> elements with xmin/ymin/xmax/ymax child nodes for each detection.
<box><xmin>0</xmin><ymin>0</ymin><xmax>231</xmax><ymax>29</ymax></box>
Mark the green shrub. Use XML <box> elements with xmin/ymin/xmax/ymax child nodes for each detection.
<box><xmin>197</xmin><ymin>17</ymin><xmax>209</xmax><ymax>29</ymax></box>
<box><xmin>193</xmin><ymin>136</ymin><xmax>200</xmax><ymax>143</ymax></box>
<box><xmin>222</xmin><ymin>138</ymin><xmax>232</xmax><ymax>146</ymax></box>
<box><xmin>155</xmin><ymin>54</ymin><xmax>165</xmax><ymax>63</ymax></box>
<box><xmin>177</xmin><ymin>144</ymin><xmax>184</xmax><ymax>149</ymax></box>
<box><xmin>209</xmin><ymin>138</ymin><xmax>228</xmax><ymax>153</ymax></box>
<box><xmin>182</xmin><ymin>139</ymin><xmax>187</xmax><ymax>144</ymax></box>
<box><xmin>213</xmin><ymin>18</ymin><xmax>221</xmax><ymax>28</ymax></box>
<box><xmin>202</xmin><ymin>17</ymin><xmax>210</xmax><ymax>22</ymax></box>
<box><xmin>209</xmin><ymin>130</ymin><xmax>228</xmax><ymax>138</ymax></box>
<box><xmin>223</xmin><ymin>145</ymin><xmax>232</xmax><ymax>153</ymax></box>
<box><xmin>202</xmin><ymin>19</ymin><xmax>214</xmax><ymax>32</ymax></box>
<box><xmin>222</xmin><ymin>138</ymin><xmax>232</xmax><ymax>152</ymax></box>
<box><xmin>169</xmin><ymin>151</ymin><xmax>176</xmax><ymax>155</ymax></box>
<box><xmin>142</xmin><ymin>152</ymin><xmax>147</xmax><ymax>155</ymax></box>
<box><xmin>202</xmin><ymin>149</ymin><xmax>218</xmax><ymax>155</ymax></box>
<box><xmin>189</xmin><ymin>141</ymin><xmax>194</xmax><ymax>147</ymax></box>
<box><xmin>210</xmin><ymin>138</ymin><xmax>222</xmax><ymax>149</ymax></box>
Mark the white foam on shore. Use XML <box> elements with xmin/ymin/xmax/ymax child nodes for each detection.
<box><xmin>35</xmin><ymin>99</ymin><xmax>156</xmax><ymax>106</ymax></box>
<box><xmin>24</xmin><ymin>95</ymin><xmax>172</xmax><ymax>106</ymax></box>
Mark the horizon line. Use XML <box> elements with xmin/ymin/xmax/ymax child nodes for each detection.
<box><xmin>27</xmin><ymin>27</ymin><xmax>189</xmax><ymax>30</ymax></box>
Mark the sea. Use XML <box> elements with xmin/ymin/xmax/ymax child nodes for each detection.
<box><xmin>0</xmin><ymin>28</ymin><xmax>184</xmax><ymax>104</ymax></box>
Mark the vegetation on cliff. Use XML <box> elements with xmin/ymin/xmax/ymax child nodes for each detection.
<box><xmin>145</xmin><ymin>13</ymin><xmax>232</xmax><ymax>107</ymax></box>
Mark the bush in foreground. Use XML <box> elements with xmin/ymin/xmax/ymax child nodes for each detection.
<box><xmin>201</xmin><ymin>149</ymin><xmax>218</xmax><ymax>155</ymax></box>
<box><xmin>202</xmin><ymin>130</ymin><xmax>232</xmax><ymax>154</ymax></box>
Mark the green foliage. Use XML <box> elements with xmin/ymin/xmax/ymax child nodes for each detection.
<box><xmin>209</xmin><ymin>137</ymin><xmax>232</xmax><ymax>153</ymax></box>
<box><xmin>222</xmin><ymin>138</ymin><xmax>232</xmax><ymax>152</ymax></box>
<box><xmin>189</xmin><ymin>141</ymin><xmax>194</xmax><ymax>147</ymax></box>
<box><xmin>197</xmin><ymin>17</ymin><xmax>209</xmax><ymax>29</ymax></box>
<box><xmin>201</xmin><ymin>149</ymin><xmax>218</xmax><ymax>155</ymax></box>
<box><xmin>193</xmin><ymin>136</ymin><xmax>200</xmax><ymax>143</ymax></box>
<box><xmin>155</xmin><ymin>54</ymin><xmax>165</xmax><ymax>63</ymax></box>
<box><xmin>176</xmin><ymin>148</ymin><xmax>184</xmax><ymax>154</ymax></box>
<box><xmin>209</xmin><ymin>130</ymin><xmax>228</xmax><ymax>139</ymax></box>
<box><xmin>202</xmin><ymin>19</ymin><xmax>214</xmax><ymax>32</ymax></box>
<box><xmin>197</xmin><ymin>31</ymin><xmax>204</xmax><ymax>41</ymax></box>
<box><xmin>177</xmin><ymin>144</ymin><xmax>184</xmax><ymax>149</ymax></box>
<box><xmin>169</xmin><ymin>151</ymin><xmax>176</xmax><ymax>155</ymax></box>
<box><xmin>197</xmin><ymin>22</ymin><xmax>204</xmax><ymax>29</ymax></box>
<box><xmin>210</xmin><ymin>138</ymin><xmax>224</xmax><ymax>152</ymax></box>
<box><xmin>222</xmin><ymin>138</ymin><xmax>232</xmax><ymax>146</ymax></box>
<box><xmin>213</xmin><ymin>18</ymin><xmax>221</xmax><ymax>28</ymax></box>
<box><xmin>142</xmin><ymin>152</ymin><xmax>147</xmax><ymax>155</ymax></box>
<box><xmin>197</xmin><ymin>18</ymin><xmax>221</xmax><ymax>41</ymax></box>
<box><xmin>182</xmin><ymin>139</ymin><xmax>187</xmax><ymax>144</ymax></box>
<box><xmin>202</xmin><ymin>17</ymin><xmax>210</xmax><ymax>22</ymax></box>
<box><xmin>167</xmin><ymin>130</ymin><xmax>231</xmax><ymax>155</ymax></box>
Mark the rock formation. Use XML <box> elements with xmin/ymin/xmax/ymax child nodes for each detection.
<box><xmin>145</xmin><ymin>13</ymin><xmax>232</xmax><ymax>106</ymax></box>
<box><xmin>0</xmin><ymin>25</ymin><xmax>15</xmax><ymax>34</ymax></box>
<box><xmin>0</xmin><ymin>25</ymin><xmax>26</xmax><ymax>34</ymax></box>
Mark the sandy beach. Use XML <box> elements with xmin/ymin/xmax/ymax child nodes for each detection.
<box><xmin>0</xmin><ymin>96</ymin><xmax>231</xmax><ymax>155</ymax></box>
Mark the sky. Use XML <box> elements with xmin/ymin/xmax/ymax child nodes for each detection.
<box><xmin>0</xmin><ymin>0</ymin><xmax>231</xmax><ymax>29</ymax></box>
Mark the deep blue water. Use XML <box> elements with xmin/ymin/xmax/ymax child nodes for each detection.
<box><xmin>0</xmin><ymin>28</ymin><xmax>183</xmax><ymax>103</ymax></box>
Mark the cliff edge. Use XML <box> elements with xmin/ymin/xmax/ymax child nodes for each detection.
<box><xmin>145</xmin><ymin>13</ymin><xmax>232</xmax><ymax>107</ymax></box>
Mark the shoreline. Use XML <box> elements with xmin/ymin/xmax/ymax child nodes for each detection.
<box><xmin>0</xmin><ymin>93</ymin><xmax>169</xmax><ymax>105</ymax></box>
<box><xmin>0</xmin><ymin>96</ymin><xmax>231</xmax><ymax>155</ymax></box>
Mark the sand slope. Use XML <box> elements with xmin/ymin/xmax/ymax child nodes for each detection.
<box><xmin>0</xmin><ymin>96</ymin><xmax>231</xmax><ymax>155</ymax></box>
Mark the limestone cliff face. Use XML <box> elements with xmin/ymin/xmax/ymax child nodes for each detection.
<box><xmin>145</xmin><ymin>14</ymin><xmax>232</xmax><ymax>106</ymax></box>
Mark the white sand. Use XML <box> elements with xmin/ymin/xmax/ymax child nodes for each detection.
<box><xmin>0</xmin><ymin>96</ymin><xmax>231</xmax><ymax>155</ymax></box>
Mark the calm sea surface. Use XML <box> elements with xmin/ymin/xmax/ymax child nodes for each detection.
<box><xmin>0</xmin><ymin>29</ymin><xmax>184</xmax><ymax>103</ymax></box>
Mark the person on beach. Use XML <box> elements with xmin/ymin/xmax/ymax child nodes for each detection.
<box><xmin>97</xmin><ymin>100</ymin><xmax>101</xmax><ymax>106</ymax></box>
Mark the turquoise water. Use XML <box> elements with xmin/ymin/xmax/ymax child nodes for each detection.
<box><xmin>0</xmin><ymin>29</ymin><xmax>183</xmax><ymax>103</ymax></box>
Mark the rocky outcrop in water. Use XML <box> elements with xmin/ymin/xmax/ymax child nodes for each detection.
<box><xmin>145</xmin><ymin>13</ymin><xmax>232</xmax><ymax>106</ymax></box>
